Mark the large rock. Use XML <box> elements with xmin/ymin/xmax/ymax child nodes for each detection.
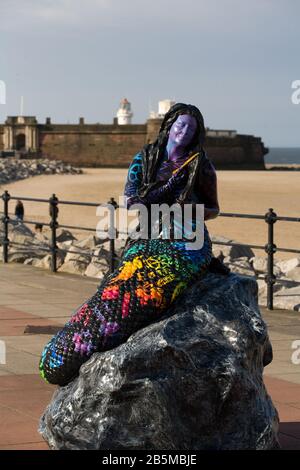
<box><xmin>74</xmin><ymin>235</ymin><xmax>102</xmax><ymax>250</ymax></box>
<box><xmin>56</xmin><ymin>239</ymin><xmax>73</xmax><ymax>254</ymax></box>
<box><xmin>224</xmin><ymin>256</ymin><xmax>255</xmax><ymax>277</ymax></box>
<box><xmin>7</xmin><ymin>251</ymin><xmax>35</xmax><ymax>263</ymax></box>
<box><xmin>84</xmin><ymin>261</ymin><xmax>107</xmax><ymax>279</ymax></box>
<box><xmin>276</xmin><ymin>257</ymin><xmax>300</xmax><ymax>274</ymax></box>
<box><xmin>39</xmin><ymin>273</ymin><xmax>279</xmax><ymax>450</ymax></box>
<box><xmin>63</xmin><ymin>245</ymin><xmax>90</xmax><ymax>261</ymax></box>
<box><xmin>34</xmin><ymin>232</ymin><xmax>51</xmax><ymax>245</ymax></box>
<box><xmin>58</xmin><ymin>244</ymin><xmax>91</xmax><ymax>274</ymax></box>
<box><xmin>0</xmin><ymin>221</ymin><xmax>49</xmax><ymax>259</ymax></box>
<box><xmin>6</xmin><ymin>222</ymin><xmax>35</xmax><ymax>248</ymax></box>
<box><xmin>250</xmin><ymin>256</ymin><xmax>281</xmax><ymax>276</ymax></box>
<box><xmin>34</xmin><ymin>252</ymin><xmax>65</xmax><ymax>270</ymax></box>
<box><xmin>8</xmin><ymin>219</ymin><xmax>35</xmax><ymax>237</ymax></box>
<box><xmin>257</xmin><ymin>277</ymin><xmax>299</xmax><ymax>302</ymax></box>
<box><xmin>262</xmin><ymin>285</ymin><xmax>300</xmax><ymax>311</ymax></box>
<box><xmin>212</xmin><ymin>235</ymin><xmax>255</xmax><ymax>260</ymax></box>
<box><xmin>4</xmin><ymin>226</ymin><xmax>49</xmax><ymax>262</ymax></box>
<box><xmin>56</xmin><ymin>229</ymin><xmax>77</xmax><ymax>244</ymax></box>
<box><xmin>0</xmin><ymin>220</ymin><xmax>51</xmax><ymax>265</ymax></box>
<box><xmin>84</xmin><ymin>247</ymin><xmax>109</xmax><ymax>279</ymax></box>
<box><xmin>9</xmin><ymin>231</ymin><xmax>34</xmax><ymax>248</ymax></box>
<box><xmin>285</xmin><ymin>267</ymin><xmax>300</xmax><ymax>282</ymax></box>
<box><xmin>100</xmin><ymin>238</ymin><xmax>127</xmax><ymax>260</ymax></box>
<box><xmin>58</xmin><ymin>259</ymin><xmax>89</xmax><ymax>275</ymax></box>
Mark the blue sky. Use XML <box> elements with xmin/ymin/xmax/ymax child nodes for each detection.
<box><xmin>0</xmin><ymin>0</ymin><xmax>299</xmax><ymax>146</ymax></box>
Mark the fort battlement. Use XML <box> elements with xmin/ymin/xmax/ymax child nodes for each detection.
<box><xmin>0</xmin><ymin>116</ymin><xmax>267</xmax><ymax>169</ymax></box>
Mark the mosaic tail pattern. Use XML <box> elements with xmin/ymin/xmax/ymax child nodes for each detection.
<box><xmin>39</xmin><ymin>236</ymin><xmax>212</xmax><ymax>386</ymax></box>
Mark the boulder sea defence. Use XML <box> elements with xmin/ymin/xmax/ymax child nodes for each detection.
<box><xmin>0</xmin><ymin>158</ymin><xmax>82</xmax><ymax>185</ymax></box>
<box><xmin>39</xmin><ymin>272</ymin><xmax>279</xmax><ymax>450</ymax></box>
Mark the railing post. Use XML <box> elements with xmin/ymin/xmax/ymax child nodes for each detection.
<box><xmin>1</xmin><ymin>191</ymin><xmax>10</xmax><ymax>263</ymax></box>
<box><xmin>264</xmin><ymin>208</ymin><xmax>277</xmax><ymax>310</ymax></box>
<box><xmin>108</xmin><ymin>197</ymin><xmax>117</xmax><ymax>273</ymax></box>
<box><xmin>49</xmin><ymin>193</ymin><xmax>59</xmax><ymax>273</ymax></box>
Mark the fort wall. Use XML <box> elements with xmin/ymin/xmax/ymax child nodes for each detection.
<box><xmin>0</xmin><ymin>117</ymin><xmax>267</xmax><ymax>169</ymax></box>
<box><xmin>38</xmin><ymin>123</ymin><xmax>147</xmax><ymax>167</ymax></box>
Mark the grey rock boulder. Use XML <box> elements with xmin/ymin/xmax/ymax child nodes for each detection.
<box><xmin>224</xmin><ymin>256</ymin><xmax>256</xmax><ymax>277</ymax></box>
<box><xmin>256</xmin><ymin>277</ymin><xmax>298</xmax><ymax>303</ymax></box>
<box><xmin>84</xmin><ymin>248</ymin><xmax>109</xmax><ymax>279</ymax></box>
<box><xmin>285</xmin><ymin>267</ymin><xmax>300</xmax><ymax>283</ymax></box>
<box><xmin>212</xmin><ymin>235</ymin><xmax>255</xmax><ymax>260</ymax></box>
<box><xmin>39</xmin><ymin>273</ymin><xmax>279</xmax><ymax>450</ymax></box>
<box><xmin>8</xmin><ymin>219</ymin><xmax>35</xmax><ymax>237</ymax></box>
<box><xmin>266</xmin><ymin>285</ymin><xmax>300</xmax><ymax>311</ymax></box>
<box><xmin>34</xmin><ymin>252</ymin><xmax>65</xmax><ymax>270</ymax></box>
<box><xmin>250</xmin><ymin>256</ymin><xmax>281</xmax><ymax>276</ymax></box>
<box><xmin>63</xmin><ymin>245</ymin><xmax>90</xmax><ymax>264</ymax></box>
<box><xmin>0</xmin><ymin>158</ymin><xmax>83</xmax><ymax>185</ymax></box>
<box><xmin>84</xmin><ymin>261</ymin><xmax>107</xmax><ymax>279</ymax></box>
<box><xmin>276</xmin><ymin>257</ymin><xmax>300</xmax><ymax>275</ymax></box>
<box><xmin>58</xmin><ymin>259</ymin><xmax>89</xmax><ymax>275</ymax></box>
<box><xmin>58</xmin><ymin>245</ymin><xmax>91</xmax><ymax>274</ymax></box>
<box><xmin>74</xmin><ymin>235</ymin><xmax>102</xmax><ymax>250</ymax></box>
<box><xmin>56</xmin><ymin>229</ymin><xmax>77</xmax><ymax>243</ymax></box>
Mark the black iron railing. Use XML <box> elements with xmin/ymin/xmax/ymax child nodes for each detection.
<box><xmin>1</xmin><ymin>190</ymin><xmax>299</xmax><ymax>310</ymax></box>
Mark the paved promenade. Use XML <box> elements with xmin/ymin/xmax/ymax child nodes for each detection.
<box><xmin>0</xmin><ymin>263</ymin><xmax>299</xmax><ymax>450</ymax></box>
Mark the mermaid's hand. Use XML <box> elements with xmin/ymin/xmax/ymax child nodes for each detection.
<box><xmin>125</xmin><ymin>195</ymin><xmax>147</xmax><ymax>209</ymax></box>
<box><xmin>166</xmin><ymin>168</ymin><xmax>188</xmax><ymax>191</ymax></box>
<box><xmin>126</xmin><ymin>169</ymin><xmax>188</xmax><ymax>207</ymax></box>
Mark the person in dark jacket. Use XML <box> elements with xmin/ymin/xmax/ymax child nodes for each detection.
<box><xmin>49</xmin><ymin>203</ymin><xmax>59</xmax><ymax>220</ymax></box>
<box><xmin>39</xmin><ymin>103</ymin><xmax>223</xmax><ymax>386</ymax></box>
<box><xmin>15</xmin><ymin>200</ymin><xmax>24</xmax><ymax>221</ymax></box>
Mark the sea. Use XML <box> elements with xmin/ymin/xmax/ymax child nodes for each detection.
<box><xmin>266</xmin><ymin>148</ymin><xmax>300</xmax><ymax>164</ymax></box>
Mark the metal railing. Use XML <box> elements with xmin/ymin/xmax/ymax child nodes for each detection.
<box><xmin>1</xmin><ymin>190</ymin><xmax>300</xmax><ymax>310</ymax></box>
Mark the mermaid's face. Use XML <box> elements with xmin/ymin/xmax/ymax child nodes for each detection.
<box><xmin>168</xmin><ymin>114</ymin><xmax>197</xmax><ymax>148</ymax></box>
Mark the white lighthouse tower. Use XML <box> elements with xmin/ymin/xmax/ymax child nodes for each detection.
<box><xmin>116</xmin><ymin>98</ymin><xmax>133</xmax><ymax>125</ymax></box>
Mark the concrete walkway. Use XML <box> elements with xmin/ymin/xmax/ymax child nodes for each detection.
<box><xmin>0</xmin><ymin>263</ymin><xmax>299</xmax><ymax>450</ymax></box>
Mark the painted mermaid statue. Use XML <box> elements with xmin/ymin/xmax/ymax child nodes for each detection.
<box><xmin>39</xmin><ymin>103</ymin><xmax>220</xmax><ymax>386</ymax></box>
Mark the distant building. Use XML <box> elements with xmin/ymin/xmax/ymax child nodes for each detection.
<box><xmin>0</xmin><ymin>100</ymin><xmax>268</xmax><ymax>169</ymax></box>
<box><xmin>2</xmin><ymin>116</ymin><xmax>38</xmax><ymax>154</ymax></box>
<box><xmin>149</xmin><ymin>99</ymin><xmax>176</xmax><ymax>119</ymax></box>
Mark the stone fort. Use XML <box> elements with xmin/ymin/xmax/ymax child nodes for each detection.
<box><xmin>0</xmin><ymin>100</ymin><xmax>268</xmax><ymax>169</ymax></box>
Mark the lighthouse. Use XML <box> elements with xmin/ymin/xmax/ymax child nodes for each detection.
<box><xmin>116</xmin><ymin>98</ymin><xmax>133</xmax><ymax>125</ymax></box>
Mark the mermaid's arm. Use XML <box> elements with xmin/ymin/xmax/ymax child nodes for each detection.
<box><xmin>198</xmin><ymin>160</ymin><xmax>220</xmax><ymax>221</ymax></box>
<box><xmin>124</xmin><ymin>153</ymin><xmax>144</xmax><ymax>208</ymax></box>
<box><xmin>124</xmin><ymin>153</ymin><xmax>187</xmax><ymax>207</ymax></box>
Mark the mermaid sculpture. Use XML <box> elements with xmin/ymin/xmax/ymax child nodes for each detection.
<box><xmin>39</xmin><ymin>103</ymin><xmax>220</xmax><ymax>386</ymax></box>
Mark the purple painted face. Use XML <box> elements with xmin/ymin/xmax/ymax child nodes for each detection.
<box><xmin>168</xmin><ymin>114</ymin><xmax>197</xmax><ymax>148</ymax></box>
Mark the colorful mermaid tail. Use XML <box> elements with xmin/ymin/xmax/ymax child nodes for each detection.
<box><xmin>39</xmin><ymin>230</ymin><xmax>212</xmax><ymax>386</ymax></box>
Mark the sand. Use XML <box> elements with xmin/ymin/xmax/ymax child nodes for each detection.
<box><xmin>1</xmin><ymin>168</ymin><xmax>299</xmax><ymax>260</ymax></box>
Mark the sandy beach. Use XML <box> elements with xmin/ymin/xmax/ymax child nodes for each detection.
<box><xmin>1</xmin><ymin>168</ymin><xmax>299</xmax><ymax>260</ymax></box>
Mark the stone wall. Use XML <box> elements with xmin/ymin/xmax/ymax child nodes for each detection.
<box><xmin>0</xmin><ymin>119</ymin><xmax>267</xmax><ymax>169</ymax></box>
<box><xmin>38</xmin><ymin>124</ymin><xmax>147</xmax><ymax>167</ymax></box>
<box><xmin>205</xmin><ymin>135</ymin><xmax>266</xmax><ymax>169</ymax></box>
<box><xmin>0</xmin><ymin>125</ymin><xmax>4</xmax><ymax>151</ymax></box>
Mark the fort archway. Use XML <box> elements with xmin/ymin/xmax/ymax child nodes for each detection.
<box><xmin>15</xmin><ymin>133</ymin><xmax>26</xmax><ymax>150</ymax></box>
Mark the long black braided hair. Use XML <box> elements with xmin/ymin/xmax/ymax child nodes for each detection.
<box><xmin>138</xmin><ymin>103</ymin><xmax>207</xmax><ymax>200</ymax></box>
